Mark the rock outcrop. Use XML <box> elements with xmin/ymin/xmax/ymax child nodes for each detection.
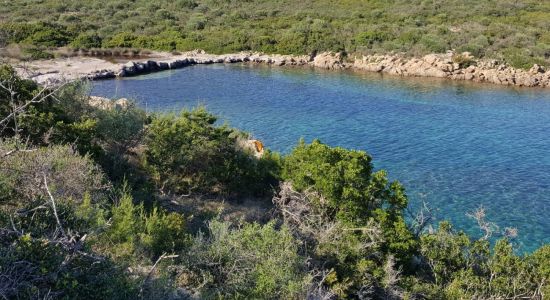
<box><xmin>89</xmin><ymin>96</ymin><xmax>130</xmax><ymax>110</ymax></box>
<box><xmin>100</xmin><ymin>51</ymin><xmax>311</xmax><ymax>78</ymax></box>
<box><xmin>350</xmin><ymin>51</ymin><xmax>550</xmax><ymax>88</ymax></box>
<box><xmin>312</xmin><ymin>52</ymin><xmax>345</xmax><ymax>69</ymax></box>
<box><xmin>17</xmin><ymin>49</ymin><xmax>550</xmax><ymax>88</ymax></box>
<box><xmin>237</xmin><ymin>138</ymin><xmax>265</xmax><ymax>158</ymax></box>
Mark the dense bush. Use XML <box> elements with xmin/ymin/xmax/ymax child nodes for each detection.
<box><xmin>102</xmin><ymin>32</ymin><xmax>138</xmax><ymax>48</ymax></box>
<box><xmin>0</xmin><ymin>66</ymin><xmax>150</xmax><ymax>186</ymax></box>
<box><xmin>280</xmin><ymin>140</ymin><xmax>417</xmax><ymax>297</ymax></box>
<box><xmin>282</xmin><ymin>140</ymin><xmax>416</xmax><ymax>262</ymax></box>
<box><xmin>0</xmin><ymin>141</ymin><xmax>107</xmax><ymax>209</ymax></box>
<box><xmin>23</xmin><ymin>27</ymin><xmax>70</xmax><ymax>48</ymax></box>
<box><xmin>0</xmin><ymin>153</ymin><xmax>135</xmax><ymax>298</ymax></box>
<box><xmin>70</xmin><ymin>32</ymin><xmax>103</xmax><ymax>49</ymax></box>
<box><xmin>0</xmin><ymin>65</ymin><xmax>39</xmax><ymax>131</ymax></box>
<box><xmin>98</xmin><ymin>188</ymin><xmax>190</xmax><ymax>260</ymax></box>
<box><xmin>143</xmin><ymin>107</ymin><xmax>279</xmax><ymax>196</ymax></box>
<box><xmin>0</xmin><ymin>22</ymin><xmax>73</xmax><ymax>47</ymax></box>
<box><xmin>356</xmin><ymin>30</ymin><xmax>393</xmax><ymax>48</ymax></box>
<box><xmin>94</xmin><ymin>101</ymin><xmax>147</xmax><ymax>154</ymax></box>
<box><xmin>417</xmin><ymin>222</ymin><xmax>549</xmax><ymax>299</ymax></box>
<box><xmin>0</xmin><ymin>67</ymin><xmax>102</xmax><ymax>154</ymax></box>
<box><xmin>283</xmin><ymin>139</ymin><xmax>408</xmax><ymax>225</ymax></box>
<box><xmin>0</xmin><ymin>233</ymin><xmax>137</xmax><ymax>299</ymax></box>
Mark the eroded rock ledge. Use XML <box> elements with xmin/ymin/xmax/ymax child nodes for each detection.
<box><xmin>318</xmin><ymin>51</ymin><xmax>549</xmax><ymax>88</ymax></box>
<box><xmin>16</xmin><ymin>50</ymin><xmax>549</xmax><ymax>88</ymax></box>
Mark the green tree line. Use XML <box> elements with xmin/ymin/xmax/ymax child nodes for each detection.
<box><xmin>1</xmin><ymin>0</ymin><xmax>549</xmax><ymax>69</ymax></box>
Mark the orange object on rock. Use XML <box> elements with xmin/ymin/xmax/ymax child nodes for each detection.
<box><xmin>253</xmin><ymin>140</ymin><xmax>264</xmax><ymax>152</ymax></box>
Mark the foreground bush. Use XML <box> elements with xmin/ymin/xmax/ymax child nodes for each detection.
<box><xmin>0</xmin><ymin>141</ymin><xmax>108</xmax><ymax>210</ymax></box>
<box><xmin>0</xmin><ymin>158</ymin><xmax>136</xmax><ymax>299</ymax></box>
<box><xmin>97</xmin><ymin>188</ymin><xmax>190</xmax><ymax>260</ymax></box>
<box><xmin>0</xmin><ymin>233</ymin><xmax>137</xmax><ymax>299</ymax></box>
<box><xmin>178</xmin><ymin>220</ymin><xmax>310</xmax><ymax>299</ymax></box>
<box><xmin>0</xmin><ymin>66</ymin><xmax>102</xmax><ymax>155</ymax></box>
<box><xmin>272</xmin><ymin>180</ymin><xmax>409</xmax><ymax>298</ymax></box>
<box><xmin>277</xmin><ymin>140</ymin><xmax>418</xmax><ymax>297</ymax></box>
<box><xmin>416</xmin><ymin>222</ymin><xmax>549</xmax><ymax>299</ymax></box>
<box><xmin>283</xmin><ymin>140</ymin><xmax>416</xmax><ymax>259</ymax></box>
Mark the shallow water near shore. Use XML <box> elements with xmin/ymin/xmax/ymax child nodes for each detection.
<box><xmin>92</xmin><ymin>63</ymin><xmax>550</xmax><ymax>252</ymax></box>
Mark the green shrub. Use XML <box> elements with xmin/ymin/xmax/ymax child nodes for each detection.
<box><xmin>281</xmin><ymin>140</ymin><xmax>417</xmax><ymax>296</ymax></box>
<box><xmin>103</xmin><ymin>32</ymin><xmax>138</xmax><ymax>48</ymax></box>
<box><xmin>0</xmin><ymin>233</ymin><xmax>138</xmax><ymax>299</ymax></box>
<box><xmin>0</xmin><ymin>68</ymin><xmax>100</xmax><ymax>152</ymax></box>
<box><xmin>1</xmin><ymin>66</ymin><xmax>150</xmax><ymax>168</ymax></box>
<box><xmin>36</xmin><ymin>83</ymin><xmax>106</xmax><ymax>156</ymax></box>
<box><xmin>24</xmin><ymin>27</ymin><xmax>70</xmax><ymax>47</ymax></box>
<box><xmin>95</xmin><ymin>102</ymin><xmax>147</xmax><ymax>154</ymax></box>
<box><xmin>101</xmin><ymin>188</ymin><xmax>190</xmax><ymax>259</ymax></box>
<box><xmin>143</xmin><ymin>107</ymin><xmax>279</xmax><ymax>196</ymax></box>
<box><xmin>356</xmin><ymin>30</ymin><xmax>393</xmax><ymax>47</ymax></box>
<box><xmin>419</xmin><ymin>223</ymin><xmax>547</xmax><ymax>299</ymax></box>
<box><xmin>0</xmin><ymin>23</ymin><xmax>39</xmax><ymax>43</ymax></box>
<box><xmin>0</xmin><ymin>65</ymin><xmax>39</xmax><ymax>126</ymax></box>
<box><xmin>283</xmin><ymin>139</ymin><xmax>408</xmax><ymax>225</ymax></box>
<box><xmin>22</xmin><ymin>46</ymin><xmax>54</xmax><ymax>59</ymax></box>
<box><xmin>70</xmin><ymin>32</ymin><xmax>102</xmax><ymax>49</ymax></box>
<box><xmin>396</xmin><ymin>29</ymin><xmax>422</xmax><ymax>46</ymax></box>
<box><xmin>0</xmin><ymin>179</ymin><xmax>134</xmax><ymax>298</ymax></box>
<box><xmin>0</xmin><ymin>141</ymin><xmax>108</xmax><ymax>209</ymax></box>
<box><xmin>133</xmin><ymin>30</ymin><xmax>186</xmax><ymax>51</ymax></box>
<box><xmin>187</xmin><ymin>13</ymin><xmax>207</xmax><ymax>30</ymax></box>
<box><xmin>0</xmin><ymin>22</ymin><xmax>72</xmax><ymax>47</ymax></box>
<box><xmin>249</xmin><ymin>35</ymin><xmax>278</xmax><ymax>53</ymax></box>
<box><xmin>142</xmin><ymin>207</ymin><xmax>189</xmax><ymax>258</ymax></box>
<box><xmin>457</xmin><ymin>35</ymin><xmax>490</xmax><ymax>58</ymax></box>
<box><xmin>502</xmin><ymin>47</ymin><xmax>546</xmax><ymax>70</ymax></box>
<box><xmin>180</xmin><ymin>220</ymin><xmax>309</xmax><ymax>298</ymax></box>
<box><xmin>276</xmin><ymin>18</ymin><xmax>344</xmax><ymax>54</ymax></box>
<box><xmin>418</xmin><ymin>34</ymin><xmax>448</xmax><ymax>53</ymax></box>
<box><xmin>528</xmin><ymin>245</ymin><xmax>550</xmax><ymax>297</ymax></box>
<box><xmin>175</xmin><ymin>0</ymin><xmax>197</xmax><ymax>9</ymax></box>
<box><xmin>420</xmin><ymin>222</ymin><xmax>473</xmax><ymax>285</ymax></box>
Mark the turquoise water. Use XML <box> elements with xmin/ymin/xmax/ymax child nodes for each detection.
<box><xmin>92</xmin><ymin>64</ymin><xmax>550</xmax><ymax>252</ymax></box>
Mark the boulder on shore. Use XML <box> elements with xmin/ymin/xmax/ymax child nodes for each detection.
<box><xmin>89</xmin><ymin>96</ymin><xmax>130</xmax><ymax>110</ymax></box>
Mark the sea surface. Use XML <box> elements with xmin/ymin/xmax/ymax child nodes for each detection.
<box><xmin>92</xmin><ymin>64</ymin><xmax>550</xmax><ymax>252</ymax></box>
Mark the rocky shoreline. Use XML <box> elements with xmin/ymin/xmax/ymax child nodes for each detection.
<box><xmin>15</xmin><ymin>50</ymin><xmax>550</xmax><ymax>88</ymax></box>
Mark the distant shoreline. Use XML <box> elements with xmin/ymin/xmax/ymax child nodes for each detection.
<box><xmin>13</xmin><ymin>50</ymin><xmax>550</xmax><ymax>88</ymax></box>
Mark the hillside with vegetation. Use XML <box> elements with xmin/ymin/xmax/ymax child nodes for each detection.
<box><xmin>1</xmin><ymin>64</ymin><xmax>549</xmax><ymax>299</ymax></box>
<box><xmin>1</xmin><ymin>0</ymin><xmax>549</xmax><ymax>69</ymax></box>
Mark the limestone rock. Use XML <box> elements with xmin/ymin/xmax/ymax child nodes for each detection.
<box><xmin>20</xmin><ymin>49</ymin><xmax>548</xmax><ymax>89</ymax></box>
<box><xmin>529</xmin><ymin>64</ymin><xmax>545</xmax><ymax>75</ymax></box>
<box><xmin>237</xmin><ymin>139</ymin><xmax>265</xmax><ymax>158</ymax></box>
<box><xmin>89</xmin><ymin>96</ymin><xmax>130</xmax><ymax>110</ymax></box>
<box><xmin>312</xmin><ymin>52</ymin><xmax>344</xmax><ymax>69</ymax></box>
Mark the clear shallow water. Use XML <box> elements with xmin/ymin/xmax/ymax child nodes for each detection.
<box><xmin>93</xmin><ymin>64</ymin><xmax>550</xmax><ymax>252</ymax></box>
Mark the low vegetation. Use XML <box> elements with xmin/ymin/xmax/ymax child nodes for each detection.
<box><xmin>0</xmin><ymin>0</ymin><xmax>549</xmax><ymax>68</ymax></box>
<box><xmin>0</xmin><ymin>66</ymin><xmax>548</xmax><ymax>299</ymax></box>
